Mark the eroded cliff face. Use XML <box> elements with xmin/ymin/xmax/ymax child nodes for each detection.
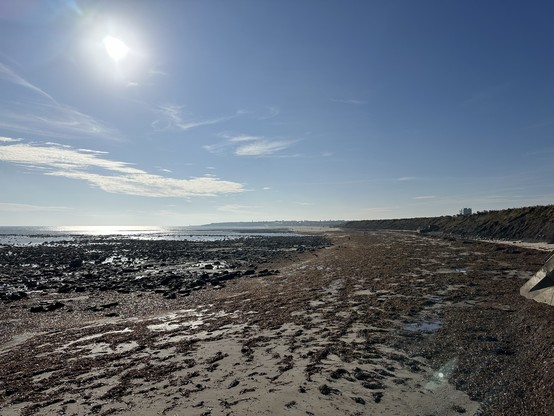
<box><xmin>343</xmin><ymin>205</ymin><xmax>554</xmax><ymax>243</ymax></box>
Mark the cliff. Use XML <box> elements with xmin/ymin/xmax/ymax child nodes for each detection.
<box><xmin>342</xmin><ymin>205</ymin><xmax>554</xmax><ymax>242</ymax></box>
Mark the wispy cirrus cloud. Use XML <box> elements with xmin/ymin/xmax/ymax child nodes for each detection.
<box><xmin>0</xmin><ymin>62</ymin><xmax>56</xmax><ymax>101</ymax></box>
<box><xmin>258</xmin><ymin>106</ymin><xmax>280</xmax><ymax>120</ymax></box>
<box><xmin>152</xmin><ymin>104</ymin><xmax>244</xmax><ymax>132</ymax></box>
<box><xmin>329</xmin><ymin>98</ymin><xmax>367</xmax><ymax>105</ymax></box>
<box><xmin>0</xmin><ymin>202</ymin><xmax>72</xmax><ymax>212</ymax></box>
<box><xmin>412</xmin><ymin>195</ymin><xmax>436</xmax><ymax>200</ymax></box>
<box><xmin>205</xmin><ymin>134</ymin><xmax>295</xmax><ymax>157</ymax></box>
<box><xmin>0</xmin><ymin>139</ymin><xmax>244</xmax><ymax>198</ymax></box>
<box><xmin>0</xmin><ymin>61</ymin><xmax>121</xmax><ymax>140</ymax></box>
<box><xmin>397</xmin><ymin>176</ymin><xmax>418</xmax><ymax>181</ymax></box>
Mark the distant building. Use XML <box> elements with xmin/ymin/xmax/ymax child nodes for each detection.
<box><xmin>459</xmin><ymin>208</ymin><xmax>472</xmax><ymax>216</ymax></box>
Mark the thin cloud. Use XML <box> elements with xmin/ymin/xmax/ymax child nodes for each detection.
<box><xmin>228</xmin><ymin>135</ymin><xmax>259</xmax><ymax>143</ymax></box>
<box><xmin>0</xmin><ymin>62</ymin><xmax>120</xmax><ymax>140</ymax></box>
<box><xmin>234</xmin><ymin>140</ymin><xmax>291</xmax><ymax>156</ymax></box>
<box><xmin>0</xmin><ymin>202</ymin><xmax>72</xmax><ymax>212</ymax></box>
<box><xmin>258</xmin><ymin>106</ymin><xmax>280</xmax><ymax>120</ymax></box>
<box><xmin>329</xmin><ymin>98</ymin><xmax>367</xmax><ymax>105</ymax></box>
<box><xmin>0</xmin><ymin>137</ymin><xmax>21</xmax><ymax>143</ymax></box>
<box><xmin>206</xmin><ymin>134</ymin><xmax>295</xmax><ymax>157</ymax></box>
<box><xmin>397</xmin><ymin>176</ymin><xmax>417</xmax><ymax>181</ymax></box>
<box><xmin>0</xmin><ymin>140</ymin><xmax>244</xmax><ymax>198</ymax></box>
<box><xmin>0</xmin><ymin>62</ymin><xmax>56</xmax><ymax>102</ymax></box>
<box><xmin>153</xmin><ymin>104</ymin><xmax>242</xmax><ymax>132</ymax></box>
<box><xmin>412</xmin><ymin>195</ymin><xmax>436</xmax><ymax>200</ymax></box>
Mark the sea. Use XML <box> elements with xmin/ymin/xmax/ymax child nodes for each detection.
<box><xmin>0</xmin><ymin>226</ymin><xmax>300</xmax><ymax>246</ymax></box>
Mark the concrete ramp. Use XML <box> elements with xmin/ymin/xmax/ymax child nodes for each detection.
<box><xmin>520</xmin><ymin>253</ymin><xmax>554</xmax><ymax>306</ymax></box>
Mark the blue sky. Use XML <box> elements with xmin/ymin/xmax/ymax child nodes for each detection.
<box><xmin>0</xmin><ymin>0</ymin><xmax>553</xmax><ymax>225</ymax></box>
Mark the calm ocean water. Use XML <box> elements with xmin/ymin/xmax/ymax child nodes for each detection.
<box><xmin>0</xmin><ymin>226</ymin><xmax>299</xmax><ymax>245</ymax></box>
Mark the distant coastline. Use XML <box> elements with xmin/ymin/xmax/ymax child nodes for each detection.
<box><xmin>342</xmin><ymin>204</ymin><xmax>554</xmax><ymax>243</ymax></box>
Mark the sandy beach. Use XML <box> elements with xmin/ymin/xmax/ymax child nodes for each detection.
<box><xmin>1</xmin><ymin>231</ymin><xmax>553</xmax><ymax>415</ymax></box>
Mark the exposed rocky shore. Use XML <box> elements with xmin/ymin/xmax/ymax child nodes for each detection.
<box><xmin>0</xmin><ymin>231</ymin><xmax>553</xmax><ymax>415</ymax></box>
<box><xmin>0</xmin><ymin>235</ymin><xmax>330</xmax><ymax>306</ymax></box>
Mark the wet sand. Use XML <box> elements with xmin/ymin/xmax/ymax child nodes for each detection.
<box><xmin>1</xmin><ymin>231</ymin><xmax>553</xmax><ymax>415</ymax></box>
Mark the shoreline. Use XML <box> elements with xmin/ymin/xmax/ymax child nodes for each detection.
<box><xmin>1</xmin><ymin>231</ymin><xmax>553</xmax><ymax>415</ymax></box>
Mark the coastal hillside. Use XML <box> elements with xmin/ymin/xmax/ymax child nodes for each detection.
<box><xmin>342</xmin><ymin>205</ymin><xmax>554</xmax><ymax>242</ymax></box>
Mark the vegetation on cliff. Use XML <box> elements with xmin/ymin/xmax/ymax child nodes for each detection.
<box><xmin>342</xmin><ymin>205</ymin><xmax>554</xmax><ymax>242</ymax></box>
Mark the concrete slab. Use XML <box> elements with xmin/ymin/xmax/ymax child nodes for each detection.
<box><xmin>520</xmin><ymin>253</ymin><xmax>554</xmax><ymax>306</ymax></box>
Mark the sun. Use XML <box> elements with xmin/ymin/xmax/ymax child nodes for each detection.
<box><xmin>102</xmin><ymin>36</ymin><xmax>129</xmax><ymax>62</ymax></box>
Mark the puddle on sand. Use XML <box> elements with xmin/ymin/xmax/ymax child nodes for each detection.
<box><xmin>404</xmin><ymin>321</ymin><xmax>442</xmax><ymax>332</ymax></box>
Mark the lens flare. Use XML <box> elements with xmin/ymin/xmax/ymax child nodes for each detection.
<box><xmin>102</xmin><ymin>36</ymin><xmax>129</xmax><ymax>62</ymax></box>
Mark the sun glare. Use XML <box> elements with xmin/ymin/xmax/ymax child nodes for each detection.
<box><xmin>102</xmin><ymin>36</ymin><xmax>129</xmax><ymax>62</ymax></box>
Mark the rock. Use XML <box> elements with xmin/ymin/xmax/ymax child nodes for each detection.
<box><xmin>45</xmin><ymin>301</ymin><xmax>65</xmax><ymax>311</ymax></box>
<box><xmin>30</xmin><ymin>305</ymin><xmax>45</xmax><ymax>313</ymax></box>
<box><xmin>6</xmin><ymin>291</ymin><xmax>28</xmax><ymax>301</ymax></box>
<box><xmin>100</xmin><ymin>302</ymin><xmax>119</xmax><ymax>309</ymax></box>
<box><xmin>57</xmin><ymin>285</ymin><xmax>72</xmax><ymax>293</ymax></box>
<box><xmin>353</xmin><ymin>367</ymin><xmax>376</xmax><ymax>381</ymax></box>
<box><xmin>30</xmin><ymin>301</ymin><xmax>65</xmax><ymax>313</ymax></box>
<box><xmin>318</xmin><ymin>384</ymin><xmax>339</xmax><ymax>395</ymax></box>
<box><xmin>69</xmin><ymin>259</ymin><xmax>83</xmax><ymax>269</ymax></box>
<box><xmin>362</xmin><ymin>381</ymin><xmax>384</xmax><ymax>390</ymax></box>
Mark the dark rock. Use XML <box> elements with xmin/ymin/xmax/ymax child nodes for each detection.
<box><xmin>362</xmin><ymin>381</ymin><xmax>384</xmax><ymax>390</ymax></box>
<box><xmin>30</xmin><ymin>301</ymin><xmax>65</xmax><ymax>312</ymax></box>
<box><xmin>30</xmin><ymin>305</ymin><xmax>45</xmax><ymax>313</ymax></box>
<box><xmin>7</xmin><ymin>291</ymin><xmax>28</xmax><ymax>301</ymax></box>
<box><xmin>329</xmin><ymin>368</ymin><xmax>350</xmax><ymax>380</ymax></box>
<box><xmin>373</xmin><ymin>392</ymin><xmax>383</xmax><ymax>403</ymax></box>
<box><xmin>45</xmin><ymin>301</ymin><xmax>65</xmax><ymax>311</ymax></box>
<box><xmin>69</xmin><ymin>259</ymin><xmax>83</xmax><ymax>269</ymax></box>
<box><xmin>57</xmin><ymin>285</ymin><xmax>72</xmax><ymax>293</ymax></box>
<box><xmin>353</xmin><ymin>367</ymin><xmax>377</xmax><ymax>381</ymax></box>
<box><xmin>100</xmin><ymin>302</ymin><xmax>119</xmax><ymax>309</ymax></box>
<box><xmin>318</xmin><ymin>384</ymin><xmax>339</xmax><ymax>395</ymax></box>
<box><xmin>353</xmin><ymin>397</ymin><xmax>366</xmax><ymax>405</ymax></box>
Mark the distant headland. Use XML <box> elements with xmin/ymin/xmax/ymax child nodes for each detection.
<box><xmin>342</xmin><ymin>204</ymin><xmax>554</xmax><ymax>243</ymax></box>
<box><xmin>201</xmin><ymin>205</ymin><xmax>554</xmax><ymax>243</ymax></box>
